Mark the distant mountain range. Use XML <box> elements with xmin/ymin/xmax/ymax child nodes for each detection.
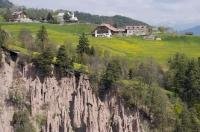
<box><xmin>0</xmin><ymin>0</ymin><xmax>13</xmax><ymax>8</ymax></box>
<box><xmin>181</xmin><ymin>26</ymin><xmax>200</xmax><ymax>35</ymax></box>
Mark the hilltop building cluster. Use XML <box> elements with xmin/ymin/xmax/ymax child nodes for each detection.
<box><xmin>9</xmin><ymin>10</ymin><xmax>79</xmax><ymax>24</ymax></box>
<box><xmin>92</xmin><ymin>23</ymin><xmax>159</xmax><ymax>39</ymax></box>
<box><xmin>8</xmin><ymin>10</ymin><xmax>160</xmax><ymax>40</ymax></box>
<box><xmin>56</xmin><ymin>12</ymin><xmax>78</xmax><ymax>24</ymax></box>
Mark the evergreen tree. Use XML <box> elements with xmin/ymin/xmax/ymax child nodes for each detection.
<box><xmin>46</xmin><ymin>12</ymin><xmax>54</xmax><ymax>23</ymax></box>
<box><xmin>63</xmin><ymin>12</ymin><xmax>71</xmax><ymax>22</ymax></box>
<box><xmin>3</xmin><ymin>8</ymin><xmax>12</xmax><ymax>22</ymax></box>
<box><xmin>168</xmin><ymin>53</ymin><xmax>188</xmax><ymax>94</ymax></box>
<box><xmin>55</xmin><ymin>45</ymin><xmax>73</xmax><ymax>77</ymax></box>
<box><xmin>101</xmin><ymin>60</ymin><xmax>121</xmax><ymax>90</ymax></box>
<box><xmin>184</xmin><ymin>59</ymin><xmax>200</xmax><ymax>103</ymax></box>
<box><xmin>36</xmin><ymin>25</ymin><xmax>48</xmax><ymax>51</ymax></box>
<box><xmin>0</xmin><ymin>26</ymin><xmax>9</xmax><ymax>47</ymax></box>
<box><xmin>89</xmin><ymin>46</ymin><xmax>95</xmax><ymax>56</ymax></box>
<box><xmin>128</xmin><ymin>69</ymin><xmax>134</xmax><ymax>79</ymax></box>
<box><xmin>76</xmin><ymin>33</ymin><xmax>90</xmax><ymax>56</ymax></box>
<box><xmin>33</xmin><ymin>47</ymin><xmax>54</xmax><ymax>77</ymax></box>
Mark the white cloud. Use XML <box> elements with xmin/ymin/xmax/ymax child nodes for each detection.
<box><xmin>10</xmin><ymin>0</ymin><xmax>200</xmax><ymax>29</ymax></box>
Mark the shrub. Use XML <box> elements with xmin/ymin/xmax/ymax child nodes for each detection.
<box><xmin>8</xmin><ymin>79</ymin><xmax>28</xmax><ymax>109</ymax></box>
<box><xmin>35</xmin><ymin>114</ymin><xmax>47</xmax><ymax>128</ymax></box>
<box><xmin>18</xmin><ymin>28</ymin><xmax>34</xmax><ymax>51</ymax></box>
<box><xmin>0</xmin><ymin>49</ymin><xmax>2</xmax><ymax>63</ymax></box>
<box><xmin>118</xmin><ymin>79</ymin><xmax>176</xmax><ymax>131</ymax></box>
<box><xmin>12</xmin><ymin>110</ymin><xmax>35</xmax><ymax>132</ymax></box>
<box><xmin>130</xmin><ymin>58</ymin><xmax>164</xmax><ymax>86</ymax></box>
<box><xmin>0</xmin><ymin>26</ymin><xmax>9</xmax><ymax>47</ymax></box>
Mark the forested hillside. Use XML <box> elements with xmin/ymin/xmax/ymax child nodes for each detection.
<box><xmin>75</xmin><ymin>12</ymin><xmax>148</xmax><ymax>27</ymax></box>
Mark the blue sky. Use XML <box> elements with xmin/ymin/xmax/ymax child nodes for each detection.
<box><xmin>10</xmin><ymin>0</ymin><xmax>200</xmax><ymax>30</ymax></box>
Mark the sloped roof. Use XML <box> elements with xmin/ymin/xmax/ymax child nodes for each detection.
<box><xmin>57</xmin><ymin>12</ymin><xmax>65</xmax><ymax>17</ymax></box>
<box><xmin>99</xmin><ymin>23</ymin><xmax>120</xmax><ymax>32</ymax></box>
<box><xmin>12</xmin><ymin>11</ymin><xmax>24</xmax><ymax>15</ymax></box>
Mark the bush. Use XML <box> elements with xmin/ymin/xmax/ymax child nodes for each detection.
<box><xmin>35</xmin><ymin>114</ymin><xmax>47</xmax><ymax>128</ymax></box>
<box><xmin>118</xmin><ymin>79</ymin><xmax>147</xmax><ymax>109</ymax></box>
<box><xmin>0</xmin><ymin>49</ymin><xmax>2</xmax><ymax>63</ymax></box>
<box><xmin>12</xmin><ymin>110</ymin><xmax>35</xmax><ymax>132</ymax></box>
<box><xmin>118</xmin><ymin>79</ymin><xmax>176</xmax><ymax>131</ymax></box>
<box><xmin>0</xmin><ymin>26</ymin><xmax>9</xmax><ymax>47</ymax></box>
<box><xmin>129</xmin><ymin>58</ymin><xmax>164</xmax><ymax>86</ymax></box>
<box><xmin>18</xmin><ymin>29</ymin><xmax>34</xmax><ymax>51</ymax></box>
<box><xmin>8</xmin><ymin>79</ymin><xmax>28</xmax><ymax>109</ymax></box>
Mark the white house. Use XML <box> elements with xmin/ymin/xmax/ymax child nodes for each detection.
<box><xmin>125</xmin><ymin>25</ymin><xmax>149</xmax><ymax>36</ymax></box>
<box><xmin>68</xmin><ymin>12</ymin><xmax>78</xmax><ymax>22</ymax></box>
<box><xmin>57</xmin><ymin>12</ymin><xmax>65</xmax><ymax>24</ymax></box>
<box><xmin>11</xmin><ymin>11</ymin><xmax>32</xmax><ymax>23</ymax></box>
<box><xmin>57</xmin><ymin>11</ymin><xmax>78</xmax><ymax>24</ymax></box>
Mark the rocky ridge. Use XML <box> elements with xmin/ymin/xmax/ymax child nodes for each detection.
<box><xmin>0</xmin><ymin>52</ymin><xmax>144</xmax><ymax>132</ymax></box>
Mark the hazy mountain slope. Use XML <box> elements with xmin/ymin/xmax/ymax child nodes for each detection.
<box><xmin>181</xmin><ymin>26</ymin><xmax>200</xmax><ymax>35</ymax></box>
<box><xmin>0</xmin><ymin>0</ymin><xmax>13</xmax><ymax>8</ymax></box>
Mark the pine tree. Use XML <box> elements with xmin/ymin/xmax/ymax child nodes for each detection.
<box><xmin>33</xmin><ymin>47</ymin><xmax>54</xmax><ymax>77</ymax></box>
<box><xmin>99</xmin><ymin>59</ymin><xmax>122</xmax><ymax>99</ymax></box>
<box><xmin>36</xmin><ymin>25</ymin><xmax>48</xmax><ymax>51</ymax></box>
<box><xmin>76</xmin><ymin>33</ymin><xmax>90</xmax><ymax>56</ymax></box>
<box><xmin>63</xmin><ymin>12</ymin><xmax>71</xmax><ymax>22</ymax></box>
<box><xmin>168</xmin><ymin>53</ymin><xmax>188</xmax><ymax>94</ymax></box>
<box><xmin>89</xmin><ymin>46</ymin><xmax>95</xmax><ymax>56</ymax></box>
<box><xmin>184</xmin><ymin>59</ymin><xmax>200</xmax><ymax>103</ymax></box>
<box><xmin>46</xmin><ymin>12</ymin><xmax>54</xmax><ymax>23</ymax></box>
<box><xmin>55</xmin><ymin>45</ymin><xmax>73</xmax><ymax>77</ymax></box>
<box><xmin>101</xmin><ymin>60</ymin><xmax>121</xmax><ymax>89</ymax></box>
<box><xmin>128</xmin><ymin>69</ymin><xmax>134</xmax><ymax>79</ymax></box>
<box><xmin>3</xmin><ymin>8</ymin><xmax>12</xmax><ymax>22</ymax></box>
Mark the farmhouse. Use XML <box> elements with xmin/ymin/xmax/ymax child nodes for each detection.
<box><xmin>11</xmin><ymin>11</ymin><xmax>32</xmax><ymax>23</ymax></box>
<box><xmin>125</xmin><ymin>25</ymin><xmax>149</xmax><ymax>36</ymax></box>
<box><xmin>57</xmin><ymin>12</ymin><xmax>65</xmax><ymax>24</ymax></box>
<box><xmin>93</xmin><ymin>24</ymin><xmax>151</xmax><ymax>37</ymax></box>
<box><xmin>92</xmin><ymin>24</ymin><xmax>124</xmax><ymax>37</ymax></box>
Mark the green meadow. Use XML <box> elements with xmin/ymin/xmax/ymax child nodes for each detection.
<box><xmin>1</xmin><ymin>23</ymin><xmax>200</xmax><ymax>66</ymax></box>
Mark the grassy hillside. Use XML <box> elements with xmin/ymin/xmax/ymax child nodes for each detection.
<box><xmin>1</xmin><ymin>23</ymin><xmax>200</xmax><ymax>66</ymax></box>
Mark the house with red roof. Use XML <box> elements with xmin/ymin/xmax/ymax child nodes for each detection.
<box><xmin>92</xmin><ymin>24</ymin><xmax>125</xmax><ymax>37</ymax></box>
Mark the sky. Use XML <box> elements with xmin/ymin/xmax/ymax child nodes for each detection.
<box><xmin>10</xmin><ymin>0</ymin><xmax>200</xmax><ymax>30</ymax></box>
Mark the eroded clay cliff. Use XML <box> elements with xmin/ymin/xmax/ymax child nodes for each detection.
<box><xmin>0</xmin><ymin>52</ymin><xmax>144</xmax><ymax>132</ymax></box>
